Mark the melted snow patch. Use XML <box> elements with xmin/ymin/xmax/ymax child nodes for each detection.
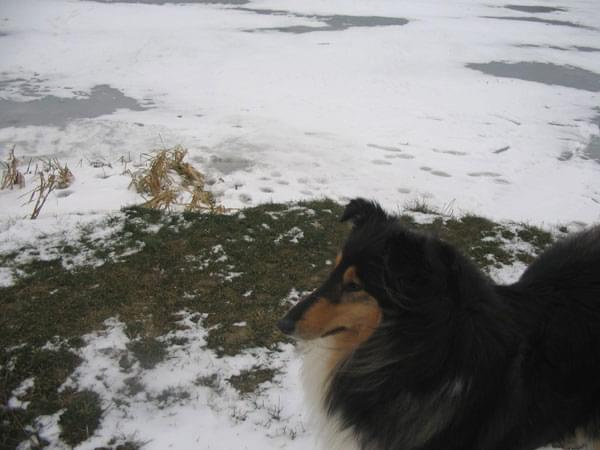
<box><xmin>275</xmin><ymin>227</ymin><xmax>304</xmax><ymax>244</ymax></box>
<box><xmin>16</xmin><ymin>411</ymin><xmax>65</xmax><ymax>450</ymax></box>
<box><xmin>8</xmin><ymin>377</ymin><xmax>35</xmax><ymax>409</ymax></box>
<box><xmin>0</xmin><ymin>212</ymin><xmax>144</xmax><ymax>286</ymax></box>
<box><xmin>37</xmin><ymin>311</ymin><xmax>311</xmax><ymax>449</ymax></box>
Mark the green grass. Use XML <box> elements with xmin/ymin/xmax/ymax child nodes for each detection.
<box><xmin>127</xmin><ymin>338</ymin><xmax>168</xmax><ymax>370</ymax></box>
<box><xmin>0</xmin><ymin>200</ymin><xmax>347</xmax><ymax>448</ymax></box>
<box><xmin>58</xmin><ymin>390</ymin><xmax>103</xmax><ymax>446</ymax></box>
<box><xmin>154</xmin><ymin>387</ymin><xmax>191</xmax><ymax>409</ymax></box>
<box><xmin>228</xmin><ymin>367</ymin><xmax>279</xmax><ymax>394</ymax></box>
<box><xmin>0</xmin><ymin>199</ymin><xmax>556</xmax><ymax>448</ymax></box>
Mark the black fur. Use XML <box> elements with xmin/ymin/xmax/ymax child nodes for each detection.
<box><xmin>328</xmin><ymin>198</ymin><xmax>600</xmax><ymax>450</ymax></box>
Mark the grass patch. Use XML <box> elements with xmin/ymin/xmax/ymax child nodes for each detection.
<box><xmin>96</xmin><ymin>443</ymin><xmax>143</xmax><ymax>450</ymax></box>
<box><xmin>228</xmin><ymin>367</ymin><xmax>279</xmax><ymax>394</ymax></box>
<box><xmin>58</xmin><ymin>389</ymin><xmax>103</xmax><ymax>446</ymax></box>
<box><xmin>516</xmin><ymin>225</ymin><xmax>553</xmax><ymax>252</ymax></box>
<box><xmin>0</xmin><ymin>199</ymin><xmax>348</xmax><ymax>447</ymax></box>
<box><xmin>127</xmin><ymin>338</ymin><xmax>167</xmax><ymax>370</ymax></box>
<box><xmin>0</xmin><ymin>346</ymin><xmax>82</xmax><ymax>448</ymax></box>
<box><xmin>412</xmin><ymin>214</ymin><xmax>554</xmax><ymax>269</ymax></box>
<box><xmin>155</xmin><ymin>387</ymin><xmax>190</xmax><ymax>404</ymax></box>
<box><xmin>428</xmin><ymin>215</ymin><xmax>513</xmax><ymax>268</ymax></box>
<box><xmin>194</xmin><ymin>373</ymin><xmax>221</xmax><ymax>390</ymax></box>
<box><xmin>404</xmin><ymin>198</ymin><xmax>437</xmax><ymax>214</ymax></box>
<box><xmin>122</xmin><ymin>377</ymin><xmax>146</xmax><ymax>396</ymax></box>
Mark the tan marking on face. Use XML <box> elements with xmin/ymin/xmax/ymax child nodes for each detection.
<box><xmin>295</xmin><ymin>298</ymin><xmax>339</xmax><ymax>340</ymax></box>
<box><xmin>335</xmin><ymin>252</ymin><xmax>343</xmax><ymax>267</ymax></box>
<box><xmin>342</xmin><ymin>266</ymin><xmax>361</xmax><ymax>286</ymax></box>
<box><xmin>295</xmin><ymin>292</ymin><xmax>382</xmax><ymax>372</ymax></box>
<box><xmin>325</xmin><ymin>296</ymin><xmax>382</xmax><ymax>372</ymax></box>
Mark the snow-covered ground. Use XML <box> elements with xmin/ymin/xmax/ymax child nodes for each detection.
<box><xmin>29</xmin><ymin>313</ymin><xmax>311</xmax><ymax>450</ymax></box>
<box><xmin>2</xmin><ymin>0</ymin><xmax>600</xmax><ymax>448</ymax></box>
<box><xmin>1</xmin><ymin>0</ymin><xmax>599</xmax><ymax>224</ymax></box>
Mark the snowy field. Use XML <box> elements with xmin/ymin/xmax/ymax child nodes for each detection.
<box><xmin>1</xmin><ymin>0</ymin><xmax>599</xmax><ymax>224</ymax></box>
<box><xmin>1</xmin><ymin>0</ymin><xmax>600</xmax><ymax>449</ymax></box>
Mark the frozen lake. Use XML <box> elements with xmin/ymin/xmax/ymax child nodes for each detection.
<box><xmin>1</xmin><ymin>0</ymin><xmax>599</xmax><ymax>224</ymax></box>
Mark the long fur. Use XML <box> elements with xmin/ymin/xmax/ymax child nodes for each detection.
<box><xmin>299</xmin><ymin>199</ymin><xmax>600</xmax><ymax>450</ymax></box>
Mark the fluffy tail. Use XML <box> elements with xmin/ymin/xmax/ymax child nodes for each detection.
<box><xmin>515</xmin><ymin>226</ymin><xmax>600</xmax><ymax>299</ymax></box>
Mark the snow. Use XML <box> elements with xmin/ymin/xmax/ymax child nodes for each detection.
<box><xmin>2</xmin><ymin>0</ymin><xmax>600</xmax><ymax>448</ymax></box>
<box><xmin>8</xmin><ymin>377</ymin><xmax>35</xmax><ymax>410</ymax></box>
<box><xmin>17</xmin><ymin>411</ymin><xmax>65</xmax><ymax>450</ymax></box>
<box><xmin>0</xmin><ymin>211</ymin><xmax>145</xmax><ymax>281</ymax></box>
<box><xmin>274</xmin><ymin>227</ymin><xmax>303</xmax><ymax>244</ymax></box>
<box><xmin>38</xmin><ymin>313</ymin><xmax>310</xmax><ymax>450</ymax></box>
<box><xmin>0</xmin><ymin>0</ymin><xmax>599</xmax><ymax>225</ymax></box>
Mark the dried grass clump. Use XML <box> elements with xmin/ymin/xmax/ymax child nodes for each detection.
<box><xmin>1</xmin><ymin>146</ymin><xmax>26</xmax><ymax>190</ymax></box>
<box><xmin>22</xmin><ymin>158</ymin><xmax>75</xmax><ymax>219</ymax></box>
<box><xmin>26</xmin><ymin>172</ymin><xmax>57</xmax><ymax>219</ymax></box>
<box><xmin>48</xmin><ymin>159</ymin><xmax>75</xmax><ymax>189</ymax></box>
<box><xmin>129</xmin><ymin>146</ymin><xmax>223</xmax><ymax>213</ymax></box>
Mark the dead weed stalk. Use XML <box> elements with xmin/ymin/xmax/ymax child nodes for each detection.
<box><xmin>25</xmin><ymin>172</ymin><xmax>57</xmax><ymax>219</ymax></box>
<box><xmin>1</xmin><ymin>146</ymin><xmax>26</xmax><ymax>190</ymax></box>
<box><xmin>47</xmin><ymin>159</ymin><xmax>75</xmax><ymax>189</ymax></box>
<box><xmin>129</xmin><ymin>146</ymin><xmax>224</xmax><ymax>213</ymax></box>
<box><xmin>21</xmin><ymin>158</ymin><xmax>75</xmax><ymax>219</ymax></box>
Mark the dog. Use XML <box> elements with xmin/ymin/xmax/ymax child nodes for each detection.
<box><xmin>277</xmin><ymin>198</ymin><xmax>600</xmax><ymax>450</ymax></box>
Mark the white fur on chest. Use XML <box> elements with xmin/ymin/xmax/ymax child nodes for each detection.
<box><xmin>299</xmin><ymin>338</ymin><xmax>361</xmax><ymax>450</ymax></box>
<box><xmin>298</xmin><ymin>338</ymin><xmax>468</xmax><ymax>450</ymax></box>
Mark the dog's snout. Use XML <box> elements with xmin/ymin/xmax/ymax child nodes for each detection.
<box><xmin>277</xmin><ymin>318</ymin><xmax>296</xmax><ymax>335</ymax></box>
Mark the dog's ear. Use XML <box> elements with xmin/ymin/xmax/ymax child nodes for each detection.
<box><xmin>341</xmin><ymin>198</ymin><xmax>388</xmax><ymax>228</ymax></box>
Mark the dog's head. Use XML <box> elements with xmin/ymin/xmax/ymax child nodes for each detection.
<box><xmin>277</xmin><ymin>198</ymin><xmax>472</xmax><ymax>352</ymax></box>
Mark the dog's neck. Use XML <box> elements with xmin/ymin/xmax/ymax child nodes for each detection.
<box><xmin>298</xmin><ymin>336</ymin><xmax>471</xmax><ymax>450</ymax></box>
<box><xmin>298</xmin><ymin>309</ymin><xmax>518</xmax><ymax>450</ymax></box>
<box><xmin>299</xmin><ymin>337</ymin><xmax>362</xmax><ymax>450</ymax></box>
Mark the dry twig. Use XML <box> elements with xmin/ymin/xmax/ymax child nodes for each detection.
<box><xmin>26</xmin><ymin>172</ymin><xmax>57</xmax><ymax>219</ymax></box>
<box><xmin>1</xmin><ymin>146</ymin><xmax>25</xmax><ymax>190</ymax></box>
<box><xmin>47</xmin><ymin>159</ymin><xmax>74</xmax><ymax>189</ymax></box>
<box><xmin>19</xmin><ymin>158</ymin><xmax>74</xmax><ymax>219</ymax></box>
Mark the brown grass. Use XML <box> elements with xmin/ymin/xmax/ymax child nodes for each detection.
<box><xmin>1</xmin><ymin>146</ymin><xmax>25</xmax><ymax>190</ymax></box>
<box><xmin>24</xmin><ymin>172</ymin><xmax>57</xmax><ymax>219</ymax></box>
<box><xmin>48</xmin><ymin>159</ymin><xmax>74</xmax><ymax>190</ymax></box>
<box><xmin>21</xmin><ymin>159</ymin><xmax>75</xmax><ymax>219</ymax></box>
<box><xmin>129</xmin><ymin>146</ymin><xmax>224</xmax><ymax>212</ymax></box>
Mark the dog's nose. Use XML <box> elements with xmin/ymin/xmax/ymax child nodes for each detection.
<box><xmin>277</xmin><ymin>318</ymin><xmax>295</xmax><ymax>335</ymax></box>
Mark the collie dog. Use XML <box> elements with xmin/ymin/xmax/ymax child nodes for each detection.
<box><xmin>278</xmin><ymin>198</ymin><xmax>600</xmax><ymax>450</ymax></box>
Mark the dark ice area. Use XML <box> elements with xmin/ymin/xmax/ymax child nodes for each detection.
<box><xmin>482</xmin><ymin>16</ymin><xmax>593</xmax><ymax>30</ymax></box>
<box><xmin>503</xmin><ymin>5</ymin><xmax>566</xmax><ymax>13</ymax></box>
<box><xmin>85</xmin><ymin>0</ymin><xmax>249</xmax><ymax>4</ymax></box>
<box><xmin>584</xmin><ymin>108</ymin><xmax>600</xmax><ymax>163</ymax></box>
<box><xmin>0</xmin><ymin>84</ymin><xmax>148</xmax><ymax>128</ymax></box>
<box><xmin>238</xmin><ymin>9</ymin><xmax>408</xmax><ymax>33</ymax></box>
<box><xmin>516</xmin><ymin>44</ymin><xmax>600</xmax><ymax>52</ymax></box>
<box><xmin>466</xmin><ymin>62</ymin><xmax>600</xmax><ymax>92</ymax></box>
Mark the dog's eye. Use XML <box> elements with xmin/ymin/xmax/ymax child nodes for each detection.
<box><xmin>343</xmin><ymin>282</ymin><xmax>363</xmax><ymax>292</ymax></box>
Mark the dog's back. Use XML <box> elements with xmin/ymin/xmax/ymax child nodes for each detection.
<box><xmin>493</xmin><ymin>226</ymin><xmax>600</xmax><ymax>449</ymax></box>
<box><xmin>517</xmin><ymin>226</ymin><xmax>600</xmax><ymax>294</ymax></box>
